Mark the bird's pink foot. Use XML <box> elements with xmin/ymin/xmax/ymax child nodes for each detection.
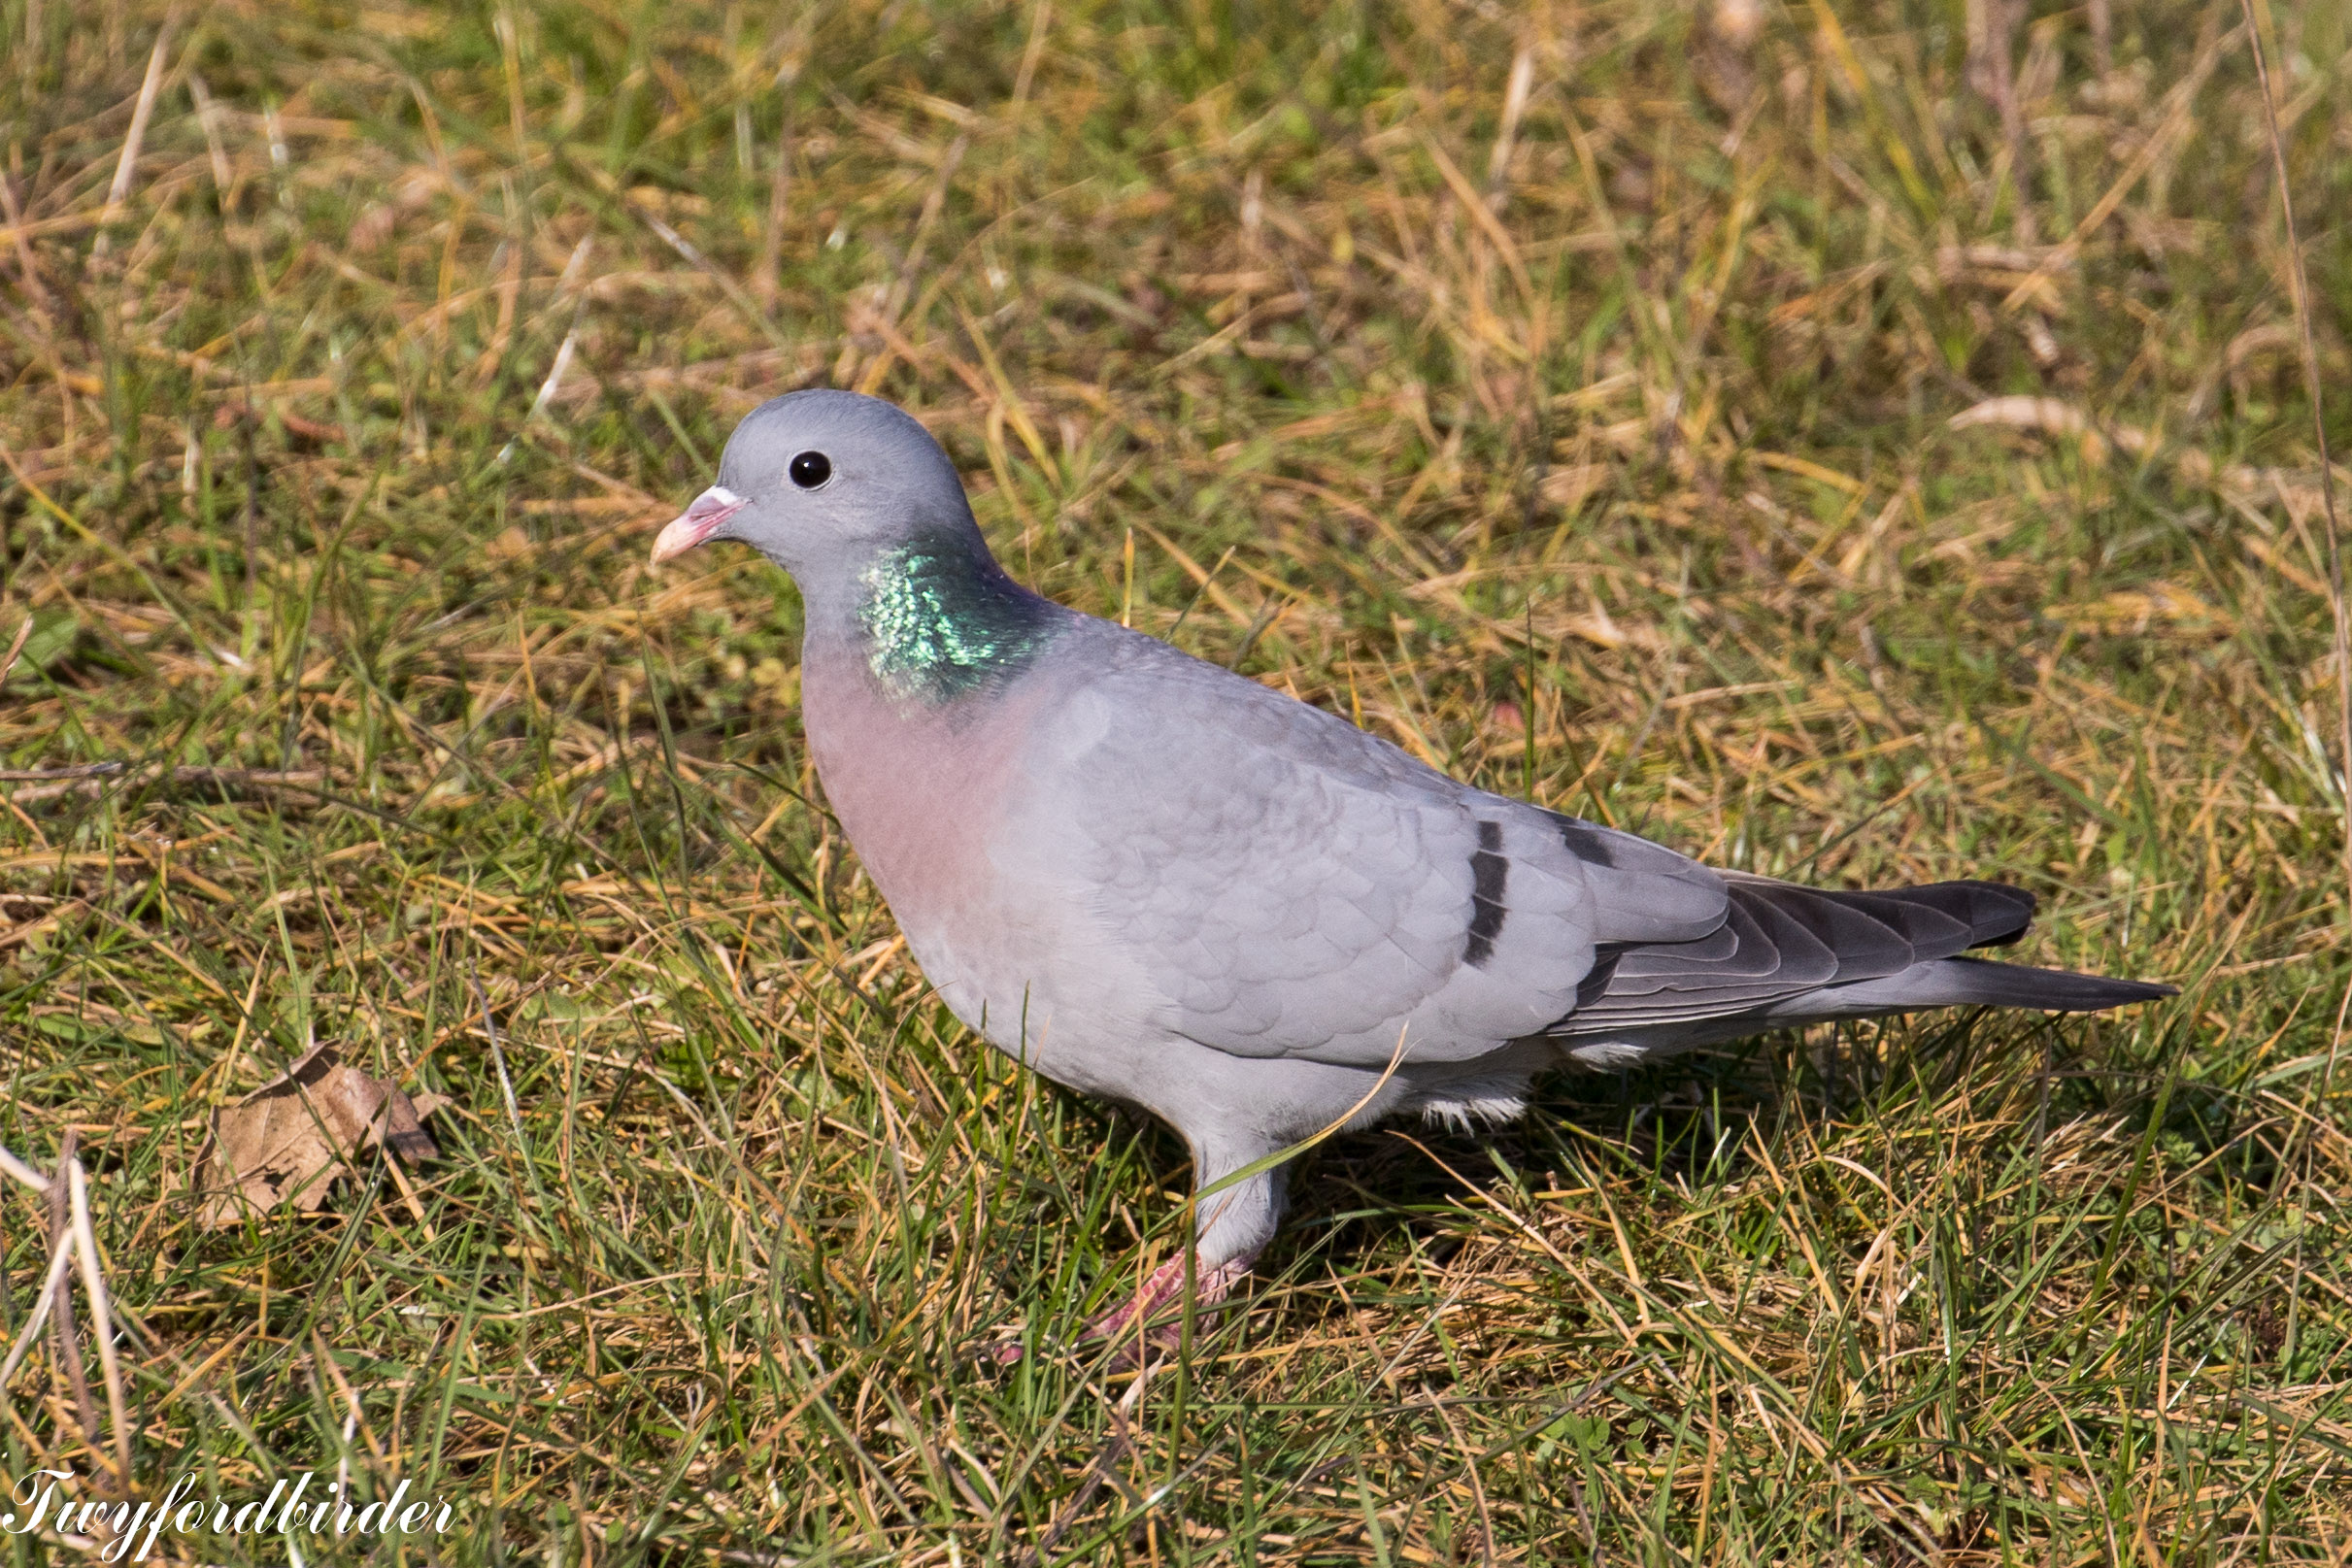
<box><xmin>1081</xmin><ymin>1251</ymin><xmax>1253</xmax><ymax>1363</ymax></box>
<box><xmin>983</xmin><ymin>1250</ymin><xmax>1260</xmax><ymax>1367</ymax></box>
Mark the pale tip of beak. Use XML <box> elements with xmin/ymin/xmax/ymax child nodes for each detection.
<box><xmin>649</xmin><ymin>485</ymin><xmax>746</xmax><ymax>565</ymax></box>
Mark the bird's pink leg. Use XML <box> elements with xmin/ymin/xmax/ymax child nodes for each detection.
<box><xmin>986</xmin><ymin>1250</ymin><xmax>1259</xmax><ymax>1366</ymax></box>
<box><xmin>1080</xmin><ymin>1251</ymin><xmax>1255</xmax><ymax>1354</ymax></box>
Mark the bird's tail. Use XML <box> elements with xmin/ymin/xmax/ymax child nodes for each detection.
<box><xmin>1778</xmin><ymin>953</ymin><xmax>2176</xmax><ymax>1016</ymax></box>
<box><xmin>1551</xmin><ymin>876</ymin><xmax>2171</xmax><ymax>1055</ymax></box>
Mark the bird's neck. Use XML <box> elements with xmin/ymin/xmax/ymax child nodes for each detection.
<box><xmin>845</xmin><ymin>530</ymin><xmax>1060</xmax><ymax>704</ymax></box>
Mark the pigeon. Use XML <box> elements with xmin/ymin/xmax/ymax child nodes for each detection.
<box><xmin>650</xmin><ymin>389</ymin><xmax>2172</xmax><ymax>1352</ymax></box>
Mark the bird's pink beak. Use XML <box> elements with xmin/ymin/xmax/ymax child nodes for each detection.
<box><xmin>650</xmin><ymin>485</ymin><xmax>747</xmax><ymax>565</ymax></box>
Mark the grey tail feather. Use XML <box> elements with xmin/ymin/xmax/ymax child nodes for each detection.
<box><xmin>1866</xmin><ymin>955</ymin><xmax>2177</xmax><ymax>1013</ymax></box>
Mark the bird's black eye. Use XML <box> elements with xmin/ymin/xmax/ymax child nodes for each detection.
<box><xmin>789</xmin><ymin>450</ymin><xmax>832</xmax><ymax>489</ymax></box>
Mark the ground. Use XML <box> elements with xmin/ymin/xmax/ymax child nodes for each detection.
<box><xmin>1</xmin><ymin>0</ymin><xmax>2349</xmax><ymax>1561</ymax></box>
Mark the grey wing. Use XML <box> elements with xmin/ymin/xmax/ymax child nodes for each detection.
<box><xmin>1023</xmin><ymin>630</ymin><xmax>1730</xmax><ymax>1066</ymax></box>
<box><xmin>1034</xmin><ymin>655</ymin><xmax>1485</xmax><ymax>1061</ymax></box>
<box><xmin>1352</xmin><ymin>800</ymin><xmax>1724</xmax><ymax>1057</ymax></box>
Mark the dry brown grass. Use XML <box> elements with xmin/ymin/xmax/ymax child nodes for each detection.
<box><xmin>1</xmin><ymin>0</ymin><xmax>2349</xmax><ymax>1560</ymax></box>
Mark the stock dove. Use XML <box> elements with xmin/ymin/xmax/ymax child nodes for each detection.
<box><xmin>650</xmin><ymin>390</ymin><xmax>2171</xmax><ymax>1351</ymax></box>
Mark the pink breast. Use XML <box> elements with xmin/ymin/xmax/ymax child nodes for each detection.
<box><xmin>798</xmin><ymin>648</ymin><xmax>1040</xmax><ymax>942</ymax></box>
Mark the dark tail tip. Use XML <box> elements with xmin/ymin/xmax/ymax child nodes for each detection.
<box><xmin>1942</xmin><ymin>957</ymin><xmax>2175</xmax><ymax>1013</ymax></box>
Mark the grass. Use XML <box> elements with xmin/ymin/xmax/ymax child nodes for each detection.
<box><xmin>1</xmin><ymin>0</ymin><xmax>2348</xmax><ymax>1559</ymax></box>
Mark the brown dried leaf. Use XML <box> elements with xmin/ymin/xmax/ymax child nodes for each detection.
<box><xmin>191</xmin><ymin>1043</ymin><xmax>443</xmax><ymax>1229</ymax></box>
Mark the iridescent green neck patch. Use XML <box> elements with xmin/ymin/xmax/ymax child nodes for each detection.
<box><xmin>857</xmin><ymin>535</ymin><xmax>1058</xmax><ymax>703</ymax></box>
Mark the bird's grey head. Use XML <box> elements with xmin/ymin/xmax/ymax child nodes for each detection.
<box><xmin>652</xmin><ymin>390</ymin><xmax>1058</xmax><ymax>701</ymax></box>
<box><xmin>649</xmin><ymin>389</ymin><xmax>980</xmax><ymax>580</ymax></box>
